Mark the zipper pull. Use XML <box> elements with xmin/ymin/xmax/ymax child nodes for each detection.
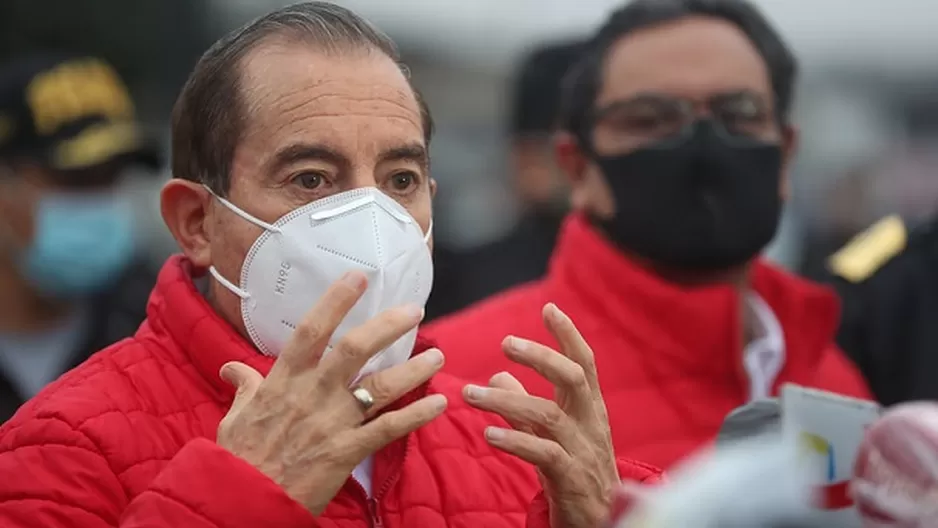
<box><xmin>369</xmin><ymin>498</ymin><xmax>384</xmax><ymax>528</ymax></box>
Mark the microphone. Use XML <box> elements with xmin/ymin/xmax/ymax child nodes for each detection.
<box><xmin>852</xmin><ymin>401</ymin><xmax>938</xmax><ymax>526</ymax></box>
<box><xmin>716</xmin><ymin>398</ymin><xmax>781</xmax><ymax>447</ymax></box>
<box><xmin>608</xmin><ymin>398</ymin><xmax>866</xmax><ymax>527</ymax></box>
<box><xmin>608</xmin><ymin>435</ymin><xmax>824</xmax><ymax>528</ymax></box>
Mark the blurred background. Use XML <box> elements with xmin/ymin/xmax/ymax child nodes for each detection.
<box><xmin>2</xmin><ymin>0</ymin><xmax>937</xmax><ymax>317</ymax></box>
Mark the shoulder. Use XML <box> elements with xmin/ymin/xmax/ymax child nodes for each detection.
<box><xmin>424</xmin><ymin>283</ymin><xmax>551</xmax><ymax>382</ymax></box>
<box><xmin>9</xmin><ymin>340</ymin><xmax>140</xmax><ymax>420</ymax></box>
<box><xmin>423</xmin><ymin>281</ymin><xmax>550</xmax><ymax>345</ymax></box>
<box><xmin>2</xmin><ymin>332</ymin><xmax>195</xmax><ymax>445</ymax></box>
<box><xmin>827</xmin><ymin>215</ymin><xmax>911</xmax><ymax>285</ymax></box>
<box><xmin>813</xmin><ymin>343</ymin><xmax>874</xmax><ymax>400</ymax></box>
<box><xmin>825</xmin><ymin>216</ymin><xmax>938</xmax><ymax>316</ymax></box>
<box><xmin>0</xmin><ymin>339</ymin><xmax>146</xmax><ymax>454</ymax></box>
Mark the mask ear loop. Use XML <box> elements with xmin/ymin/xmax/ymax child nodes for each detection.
<box><xmin>424</xmin><ymin>219</ymin><xmax>433</xmax><ymax>243</ymax></box>
<box><xmin>204</xmin><ymin>185</ymin><xmax>282</xmax><ymax>233</ymax></box>
<box><xmin>203</xmin><ymin>185</ymin><xmax>283</xmax><ymax>300</ymax></box>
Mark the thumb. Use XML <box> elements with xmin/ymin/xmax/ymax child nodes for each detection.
<box><xmin>489</xmin><ymin>371</ymin><xmax>528</xmax><ymax>394</ymax></box>
<box><xmin>489</xmin><ymin>371</ymin><xmax>535</xmax><ymax>434</ymax></box>
<box><xmin>220</xmin><ymin>361</ymin><xmax>264</xmax><ymax>415</ymax></box>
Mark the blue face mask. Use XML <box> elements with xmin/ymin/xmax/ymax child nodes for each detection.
<box><xmin>18</xmin><ymin>191</ymin><xmax>136</xmax><ymax>299</ymax></box>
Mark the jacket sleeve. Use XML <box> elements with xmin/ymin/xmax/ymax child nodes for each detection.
<box><xmin>524</xmin><ymin>457</ymin><xmax>664</xmax><ymax>528</ymax></box>
<box><xmin>0</xmin><ymin>417</ymin><xmax>316</xmax><ymax>528</ymax></box>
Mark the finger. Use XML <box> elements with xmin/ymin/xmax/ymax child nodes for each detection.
<box><xmin>488</xmin><ymin>372</ymin><xmax>534</xmax><ymax>434</ymax></box>
<box><xmin>352</xmin><ymin>393</ymin><xmax>448</xmax><ymax>455</ymax></box>
<box><xmin>489</xmin><ymin>371</ymin><xmax>527</xmax><ymax>394</ymax></box>
<box><xmin>354</xmin><ymin>349</ymin><xmax>445</xmax><ymax>419</ymax></box>
<box><xmin>220</xmin><ymin>361</ymin><xmax>264</xmax><ymax>415</ymax></box>
<box><xmin>318</xmin><ymin>303</ymin><xmax>425</xmax><ymax>384</ymax></box>
<box><xmin>277</xmin><ymin>271</ymin><xmax>369</xmax><ymax>371</ymax></box>
<box><xmin>542</xmin><ymin>303</ymin><xmax>601</xmax><ymax>394</ymax></box>
<box><xmin>484</xmin><ymin>426</ymin><xmax>572</xmax><ymax>483</ymax></box>
<box><xmin>850</xmin><ymin>479</ymin><xmax>922</xmax><ymax>522</ymax></box>
<box><xmin>463</xmin><ymin>385</ymin><xmax>583</xmax><ymax>449</ymax></box>
<box><xmin>501</xmin><ymin>336</ymin><xmax>595</xmax><ymax>423</ymax></box>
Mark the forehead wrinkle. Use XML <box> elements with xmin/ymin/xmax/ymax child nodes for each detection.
<box><xmin>272</xmin><ymin>87</ymin><xmax>416</xmax><ymax>122</ymax></box>
<box><xmin>262</xmin><ymin>87</ymin><xmax>421</xmax><ymax>140</ymax></box>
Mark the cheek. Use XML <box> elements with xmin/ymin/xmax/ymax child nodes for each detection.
<box><xmin>209</xmin><ymin>211</ymin><xmax>265</xmax><ymax>278</ymax></box>
<box><xmin>0</xmin><ymin>190</ymin><xmax>39</xmax><ymax>249</ymax></box>
<box><xmin>403</xmin><ymin>190</ymin><xmax>433</xmax><ymax>236</ymax></box>
<box><xmin>572</xmin><ymin>165</ymin><xmax>617</xmax><ymax>218</ymax></box>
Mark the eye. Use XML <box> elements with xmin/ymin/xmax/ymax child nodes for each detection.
<box><xmin>389</xmin><ymin>171</ymin><xmax>418</xmax><ymax>192</ymax></box>
<box><xmin>292</xmin><ymin>172</ymin><xmax>325</xmax><ymax>190</ymax></box>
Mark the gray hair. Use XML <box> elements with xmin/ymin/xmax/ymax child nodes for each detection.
<box><xmin>171</xmin><ymin>1</ymin><xmax>433</xmax><ymax>195</ymax></box>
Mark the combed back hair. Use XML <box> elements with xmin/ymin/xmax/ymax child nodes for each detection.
<box><xmin>171</xmin><ymin>1</ymin><xmax>433</xmax><ymax>195</ymax></box>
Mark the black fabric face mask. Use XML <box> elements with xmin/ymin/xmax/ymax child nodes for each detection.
<box><xmin>591</xmin><ymin>120</ymin><xmax>783</xmax><ymax>272</ymax></box>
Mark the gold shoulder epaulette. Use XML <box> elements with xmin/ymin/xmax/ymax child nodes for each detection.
<box><xmin>828</xmin><ymin>215</ymin><xmax>907</xmax><ymax>283</ymax></box>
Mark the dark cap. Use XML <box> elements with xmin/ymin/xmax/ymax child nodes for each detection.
<box><xmin>0</xmin><ymin>53</ymin><xmax>161</xmax><ymax>172</ymax></box>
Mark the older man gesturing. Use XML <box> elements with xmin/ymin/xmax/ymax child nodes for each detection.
<box><xmin>0</xmin><ymin>3</ymin><xmax>660</xmax><ymax>528</ymax></box>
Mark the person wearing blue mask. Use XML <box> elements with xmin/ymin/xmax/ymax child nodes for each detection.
<box><xmin>0</xmin><ymin>53</ymin><xmax>162</xmax><ymax>421</ymax></box>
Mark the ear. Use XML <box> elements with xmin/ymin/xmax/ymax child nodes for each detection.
<box><xmin>554</xmin><ymin>131</ymin><xmax>590</xmax><ymax>184</ymax></box>
<box><xmin>554</xmin><ymin>131</ymin><xmax>592</xmax><ymax>210</ymax></box>
<box><xmin>160</xmin><ymin>179</ymin><xmax>213</xmax><ymax>268</ymax></box>
<box><xmin>429</xmin><ymin>177</ymin><xmax>437</xmax><ymax>199</ymax></box>
<box><xmin>779</xmin><ymin>124</ymin><xmax>799</xmax><ymax>201</ymax></box>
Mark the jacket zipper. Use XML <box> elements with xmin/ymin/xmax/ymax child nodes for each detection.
<box><xmin>369</xmin><ymin>498</ymin><xmax>384</xmax><ymax>528</ymax></box>
<box><xmin>361</xmin><ymin>434</ymin><xmax>410</xmax><ymax>528</ymax></box>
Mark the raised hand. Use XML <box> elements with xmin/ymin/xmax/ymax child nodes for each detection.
<box><xmin>463</xmin><ymin>303</ymin><xmax>619</xmax><ymax>528</ymax></box>
<box><xmin>216</xmin><ymin>271</ymin><xmax>447</xmax><ymax>515</ymax></box>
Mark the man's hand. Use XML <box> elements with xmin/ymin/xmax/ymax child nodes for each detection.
<box><xmin>216</xmin><ymin>271</ymin><xmax>447</xmax><ymax>515</ymax></box>
<box><xmin>463</xmin><ymin>303</ymin><xmax>619</xmax><ymax>528</ymax></box>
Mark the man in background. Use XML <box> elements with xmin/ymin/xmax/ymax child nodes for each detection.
<box><xmin>426</xmin><ymin>0</ymin><xmax>869</xmax><ymax>469</ymax></box>
<box><xmin>827</xmin><ymin>213</ymin><xmax>938</xmax><ymax>405</ymax></box>
<box><xmin>0</xmin><ymin>54</ymin><xmax>161</xmax><ymax>421</ymax></box>
<box><xmin>425</xmin><ymin>40</ymin><xmax>583</xmax><ymax>319</ymax></box>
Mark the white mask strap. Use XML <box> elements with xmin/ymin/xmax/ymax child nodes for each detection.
<box><xmin>204</xmin><ymin>185</ymin><xmax>282</xmax><ymax>234</ymax></box>
<box><xmin>209</xmin><ymin>265</ymin><xmax>251</xmax><ymax>300</ymax></box>
<box><xmin>203</xmin><ymin>185</ymin><xmax>263</xmax><ymax>300</ymax></box>
<box><xmin>424</xmin><ymin>219</ymin><xmax>433</xmax><ymax>243</ymax></box>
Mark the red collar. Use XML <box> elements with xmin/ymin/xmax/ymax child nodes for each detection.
<box><xmin>547</xmin><ymin>215</ymin><xmax>840</xmax><ymax>385</ymax></box>
<box><xmin>145</xmin><ymin>255</ymin><xmax>433</xmax><ymax>406</ymax></box>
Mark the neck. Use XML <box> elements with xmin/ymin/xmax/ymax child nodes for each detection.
<box><xmin>0</xmin><ymin>258</ymin><xmax>74</xmax><ymax>333</ymax></box>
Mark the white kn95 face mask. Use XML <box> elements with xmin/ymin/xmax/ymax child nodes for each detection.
<box><xmin>206</xmin><ymin>186</ymin><xmax>434</xmax><ymax>380</ymax></box>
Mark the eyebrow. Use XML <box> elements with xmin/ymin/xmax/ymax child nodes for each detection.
<box><xmin>270</xmin><ymin>143</ymin><xmax>347</xmax><ymax>174</ymax></box>
<box><xmin>269</xmin><ymin>142</ymin><xmax>429</xmax><ymax>174</ymax></box>
<box><xmin>380</xmin><ymin>143</ymin><xmax>429</xmax><ymax>171</ymax></box>
<box><xmin>711</xmin><ymin>89</ymin><xmax>768</xmax><ymax>102</ymax></box>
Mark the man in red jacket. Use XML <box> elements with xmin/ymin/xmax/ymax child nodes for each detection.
<box><xmin>425</xmin><ymin>0</ymin><xmax>871</xmax><ymax>470</ymax></box>
<box><xmin>0</xmin><ymin>3</ymin><xmax>662</xmax><ymax>527</ymax></box>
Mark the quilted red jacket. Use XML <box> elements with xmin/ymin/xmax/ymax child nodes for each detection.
<box><xmin>0</xmin><ymin>255</ymin><xmax>661</xmax><ymax>528</ymax></box>
<box><xmin>425</xmin><ymin>215</ymin><xmax>872</xmax><ymax>470</ymax></box>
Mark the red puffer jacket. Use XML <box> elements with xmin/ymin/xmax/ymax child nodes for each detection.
<box><xmin>0</xmin><ymin>255</ymin><xmax>661</xmax><ymax>528</ymax></box>
<box><xmin>425</xmin><ymin>215</ymin><xmax>872</xmax><ymax>470</ymax></box>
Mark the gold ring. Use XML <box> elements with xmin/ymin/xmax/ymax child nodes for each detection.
<box><xmin>351</xmin><ymin>386</ymin><xmax>375</xmax><ymax>412</ymax></box>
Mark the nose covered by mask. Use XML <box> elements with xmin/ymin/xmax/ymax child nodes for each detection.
<box><xmin>15</xmin><ymin>191</ymin><xmax>136</xmax><ymax>298</ymax></box>
<box><xmin>592</xmin><ymin>120</ymin><xmax>783</xmax><ymax>271</ymax></box>
<box><xmin>209</xmin><ymin>187</ymin><xmax>434</xmax><ymax>381</ymax></box>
